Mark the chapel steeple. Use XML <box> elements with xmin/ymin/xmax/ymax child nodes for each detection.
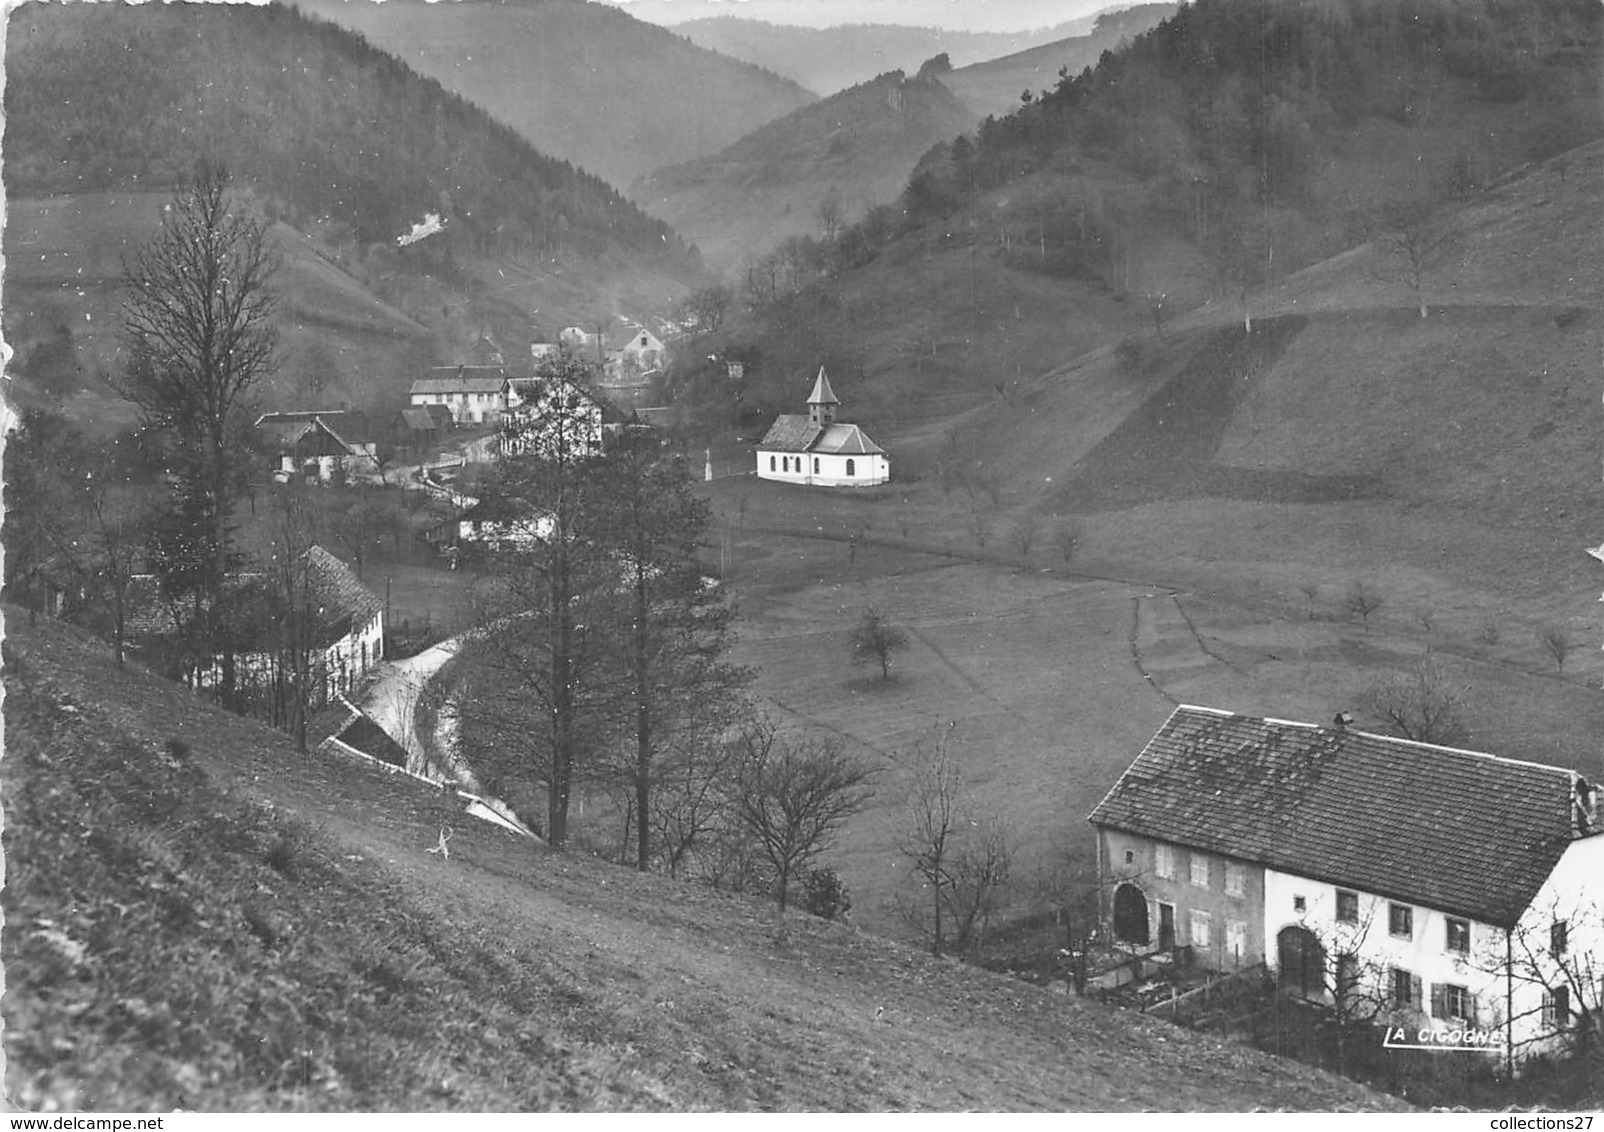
<box><xmin>807</xmin><ymin>365</ymin><xmax>840</xmax><ymax>427</ymax></box>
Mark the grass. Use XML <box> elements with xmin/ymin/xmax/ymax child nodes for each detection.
<box><xmin>2</xmin><ymin>610</ymin><xmax>1403</xmax><ymax>1111</ymax></box>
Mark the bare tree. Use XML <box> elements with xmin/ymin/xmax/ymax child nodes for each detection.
<box><xmin>1054</xmin><ymin>522</ymin><xmax>1081</xmax><ymax>568</ymax></box>
<box><xmin>728</xmin><ymin>723</ymin><xmax>874</xmax><ymax>913</ymax></box>
<box><xmin>1009</xmin><ymin>516</ymin><xmax>1038</xmax><ymax>566</ymax></box>
<box><xmin>817</xmin><ymin>186</ymin><xmax>844</xmax><ymax>243</ymax></box>
<box><xmin>897</xmin><ymin>732</ymin><xmax>964</xmax><ymax>956</ymax></box>
<box><xmin>1345</xmin><ymin>579</ymin><xmax>1384</xmax><ymax>629</ymax></box>
<box><xmin>1299</xmin><ymin>580</ymin><xmax>1320</xmax><ymax>621</ymax></box>
<box><xmin>110</xmin><ymin>160</ymin><xmax>279</xmax><ymax>640</ymax></box>
<box><xmin>1373</xmin><ymin>205</ymin><xmax>1461</xmax><ymax>319</ymax></box>
<box><xmin>850</xmin><ymin>607</ymin><xmax>909</xmax><ymax>681</ymax></box>
<box><xmin>1363</xmin><ymin>659</ymin><xmax>1469</xmax><ymax>746</ymax></box>
<box><xmin>1537</xmin><ymin>623</ymin><xmax>1573</xmax><ymax>674</ymax></box>
<box><xmin>947</xmin><ymin>818</ymin><xmax>1014</xmax><ymax>957</ymax></box>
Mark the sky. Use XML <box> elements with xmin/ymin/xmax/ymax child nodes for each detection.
<box><xmin>598</xmin><ymin>0</ymin><xmax>1117</xmax><ymax>34</ymax></box>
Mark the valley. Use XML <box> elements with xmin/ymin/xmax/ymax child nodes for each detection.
<box><xmin>6</xmin><ymin>0</ymin><xmax>1604</xmax><ymax>1112</ymax></box>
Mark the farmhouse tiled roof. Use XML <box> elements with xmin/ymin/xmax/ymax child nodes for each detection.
<box><xmin>757</xmin><ymin>414</ymin><xmax>822</xmax><ymax>453</ymax></box>
<box><xmin>813</xmin><ymin>423</ymin><xmax>883</xmax><ymax>456</ymax></box>
<box><xmin>1088</xmin><ymin>705</ymin><xmax>1584</xmax><ymax>926</ymax></box>
<box><xmin>256</xmin><ymin>410</ymin><xmax>373</xmax><ymax>445</ymax></box>
<box><xmin>399</xmin><ymin>406</ymin><xmax>451</xmax><ymax>432</ymax></box>
<box><xmin>411</xmin><ymin>367</ymin><xmax>509</xmax><ymax>396</ymax></box>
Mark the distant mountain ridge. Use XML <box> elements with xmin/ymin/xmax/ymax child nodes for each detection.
<box><xmin>289</xmin><ymin>0</ymin><xmax>818</xmax><ymax>190</ymax></box>
<box><xmin>669</xmin><ymin>13</ymin><xmax>1102</xmax><ymax>94</ymax></box>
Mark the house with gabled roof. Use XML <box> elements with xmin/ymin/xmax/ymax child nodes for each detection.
<box><xmin>410</xmin><ymin>366</ymin><xmax>513</xmax><ymax>425</ymax></box>
<box><xmin>1090</xmin><ymin>705</ymin><xmax>1604</xmax><ymax>1069</ymax></box>
<box><xmin>256</xmin><ymin>410</ymin><xmax>376</xmax><ymax>482</ymax></box>
<box><xmin>756</xmin><ymin>367</ymin><xmax>889</xmax><ymax>487</ymax></box>
<box><xmin>124</xmin><ymin>545</ymin><xmax>385</xmax><ymax>713</ymax></box>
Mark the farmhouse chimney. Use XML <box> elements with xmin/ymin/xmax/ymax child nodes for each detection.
<box><xmin>1573</xmin><ymin>775</ymin><xmax>1599</xmax><ymax>836</ymax></box>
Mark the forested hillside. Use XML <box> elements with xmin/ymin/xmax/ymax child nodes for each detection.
<box><xmin>290</xmin><ymin>0</ymin><xmax>817</xmax><ymax>191</ymax></box>
<box><xmin>636</xmin><ymin>65</ymin><xmax>977</xmax><ymax>272</ymax></box>
<box><xmin>3</xmin><ymin>0</ymin><xmax>706</xmax><ymax>423</ymax></box>
<box><xmin>4</xmin><ymin>1</ymin><xmax>694</xmax><ymax>271</ymax></box>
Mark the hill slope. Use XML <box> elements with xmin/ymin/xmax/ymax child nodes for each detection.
<box><xmin>2</xmin><ymin>611</ymin><xmax>1404</xmax><ymax>1111</ymax></box>
<box><xmin>290</xmin><ymin>0</ymin><xmax>817</xmax><ymax>191</ymax></box>
<box><xmin>669</xmin><ymin>14</ymin><xmax>1102</xmax><ymax>95</ymax></box>
<box><xmin>2</xmin><ymin>0</ymin><xmax>701</xmax><ymax>425</ymax></box>
<box><xmin>942</xmin><ymin>4</ymin><xmax>1178</xmax><ymax>119</ymax></box>
<box><xmin>636</xmin><ymin>68</ymin><xmax>978</xmax><ymax>272</ymax></box>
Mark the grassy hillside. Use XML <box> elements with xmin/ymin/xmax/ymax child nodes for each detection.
<box><xmin>1</xmin><ymin>611</ymin><xmax>1404</xmax><ymax>1111</ymax></box>
<box><xmin>290</xmin><ymin>0</ymin><xmax>817</xmax><ymax>192</ymax></box>
<box><xmin>669</xmin><ymin>14</ymin><xmax>1101</xmax><ymax>95</ymax></box>
<box><xmin>3</xmin><ymin>192</ymin><xmax>432</xmax><ymax>429</ymax></box>
<box><xmin>636</xmin><ymin>69</ymin><xmax>978</xmax><ymax>273</ymax></box>
<box><xmin>943</xmin><ymin>4</ymin><xmax>1178</xmax><ymax>119</ymax></box>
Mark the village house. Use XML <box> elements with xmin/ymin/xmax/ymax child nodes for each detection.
<box><xmin>1090</xmin><ymin>705</ymin><xmax>1604</xmax><ymax>1070</ymax></box>
<box><xmin>604</xmin><ymin>325</ymin><xmax>666</xmax><ymax>384</ymax></box>
<box><xmin>124</xmin><ymin>545</ymin><xmax>386</xmax><ymax>712</ymax></box>
<box><xmin>256</xmin><ymin>410</ymin><xmax>377</xmax><ymax>482</ymax></box>
<box><xmin>409</xmin><ymin>366</ymin><xmax>514</xmax><ymax>425</ymax></box>
<box><xmin>501</xmin><ymin>371</ymin><xmax>608</xmax><ymax>460</ymax></box>
<box><xmin>393</xmin><ymin>403</ymin><xmax>454</xmax><ymax>458</ymax></box>
<box><xmin>755</xmin><ymin>367</ymin><xmax>889</xmax><ymax>487</ymax></box>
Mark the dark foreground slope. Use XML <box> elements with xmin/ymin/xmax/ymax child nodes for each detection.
<box><xmin>1</xmin><ymin>613</ymin><xmax>1403</xmax><ymax>1112</ymax></box>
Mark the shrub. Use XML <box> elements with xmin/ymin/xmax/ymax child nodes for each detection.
<box><xmin>801</xmin><ymin>866</ymin><xmax>852</xmax><ymax>922</ymax></box>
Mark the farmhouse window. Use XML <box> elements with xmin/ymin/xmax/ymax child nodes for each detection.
<box><xmin>1155</xmin><ymin>843</ymin><xmax>1175</xmax><ymax>880</ymax></box>
<box><xmin>1432</xmin><ymin>983</ymin><xmax>1475</xmax><ymax>1022</ymax></box>
<box><xmin>770</xmin><ymin>456</ymin><xmax>776</xmax><ymax>471</ymax></box>
<box><xmin>1224</xmin><ymin>862</ymin><xmax>1246</xmax><ymax>897</ymax></box>
<box><xmin>1190</xmin><ymin>854</ymin><xmax>1210</xmax><ymax>888</ymax></box>
<box><xmin>1446</xmin><ymin>918</ymin><xmax>1470</xmax><ymax>954</ymax></box>
<box><xmin>1390</xmin><ymin>967</ymin><xmax>1422</xmax><ymax>1010</ymax></box>
<box><xmin>814</xmin><ymin>458</ymin><xmax>820</xmax><ymax>474</ymax></box>
<box><xmin>1337</xmin><ymin>890</ymin><xmax>1359</xmax><ymax>923</ymax></box>
<box><xmin>1190</xmin><ymin>910</ymin><xmax>1211</xmax><ymax>950</ymax></box>
<box><xmin>1226</xmin><ymin>919</ymin><xmax>1247</xmax><ymax>963</ymax></box>
<box><xmin>1293</xmin><ymin>895</ymin><xmax>1307</xmax><ymax>913</ymax></box>
<box><xmin>1124</xmin><ymin>849</ymin><xmax>1135</xmax><ymax>865</ymax></box>
<box><xmin>846</xmin><ymin>459</ymin><xmax>856</xmax><ymax>476</ymax></box>
<box><xmin>1542</xmin><ymin>987</ymin><xmax>1570</xmax><ymax>1028</ymax></box>
<box><xmin>1389</xmin><ymin>903</ymin><xmax>1413</xmax><ymax>940</ymax></box>
<box><xmin>1552</xmin><ymin>919</ymin><xmax>1568</xmax><ymax>956</ymax></box>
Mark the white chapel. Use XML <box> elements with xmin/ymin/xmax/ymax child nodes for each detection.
<box><xmin>755</xmin><ymin>367</ymin><xmax>889</xmax><ymax>487</ymax></box>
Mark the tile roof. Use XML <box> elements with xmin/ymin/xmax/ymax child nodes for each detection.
<box><xmin>813</xmin><ymin>423</ymin><xmax>884</xmax><ymax>456</ymax></box>
<box><xmin>411</xmin><ymin>368</ymin><xmax>509</xmax><ymax>396</ymax></box>
<box><xmin>757</xmin><ymin>414</ymin><xmax>822</xmax><ymax>453</ymax></box>
<box><xmin>398</xmin><ymin>406</ymin><xmax>450</xmax><ymax>432</ymax></box>
<box><xmin>1088</xmin><ymin>705</ymin><xmax>1584</xmax><ymax>926</ymax></box>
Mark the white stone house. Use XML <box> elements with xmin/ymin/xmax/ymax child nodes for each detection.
<box><xmin>1090</xmin><ymin>705</ymin><xmax>1603</xmax><ymax>1071</ymax></box>
<box><xmin>756</xmin><ymin>367</ymin><xmax>889</xmax><ymax>487</ymax></box>
<box><xmin>409</xmin><ymin>367</ymin><xmax>513</xmax><ymax>425</ymax></box>
<box><xmin>605</xmin><ymin>326</ymin><xmax>666</xmax><ymax>383</ymax></box>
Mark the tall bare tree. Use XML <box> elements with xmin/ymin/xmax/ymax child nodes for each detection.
<box><xmin>596</xmin><ymin>427</ymin><xmax>751</xmax><ymax>871</ymax></box>
<box><xmin>110</xmin><ymin>160</ymin><xmax>279</xmax><ymax>689</ymax></box>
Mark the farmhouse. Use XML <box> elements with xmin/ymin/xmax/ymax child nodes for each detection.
<box><xmin>393</xmin><ymin>404</ymin><xmax>454</xmax><ymax>456</ymax></box>
<box><xmin>125</xmin><ymin>545</ymin><xmax>385</xmax><ymax>712</ymax></box>
<box><xmin>256</xmin><ymin>410</ymin><xmax>376</xmax><ymax>482</ymax></box>
<box><xmin>756</xmin><ymin>367</ymin><xmax>889</xmax><ymax>487</ymax></box>
<box><xmin>409</xmin><ymin>366</ymin><xmax>513</xmax><ymax>425</ymax></box>
<box><xmin>1090</xmin><ymin>705</ymin><xmax>1604</xmax><ymax>1068</ymax></box>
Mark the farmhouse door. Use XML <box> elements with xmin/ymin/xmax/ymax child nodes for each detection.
<box><xmin>1113</xmin><ymin>883</ymin><xmax>1150</xmax><ymax>945</ymax></box>
<box><xmin>1277</xmin><ymin>925</ymin><xmax>1326</xmax><ymax>998</ymax></box>
<box><xmin>1158</xmin><ymin>903</ymin><xmax>1176</xmax><ymax>950</ymax></box>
